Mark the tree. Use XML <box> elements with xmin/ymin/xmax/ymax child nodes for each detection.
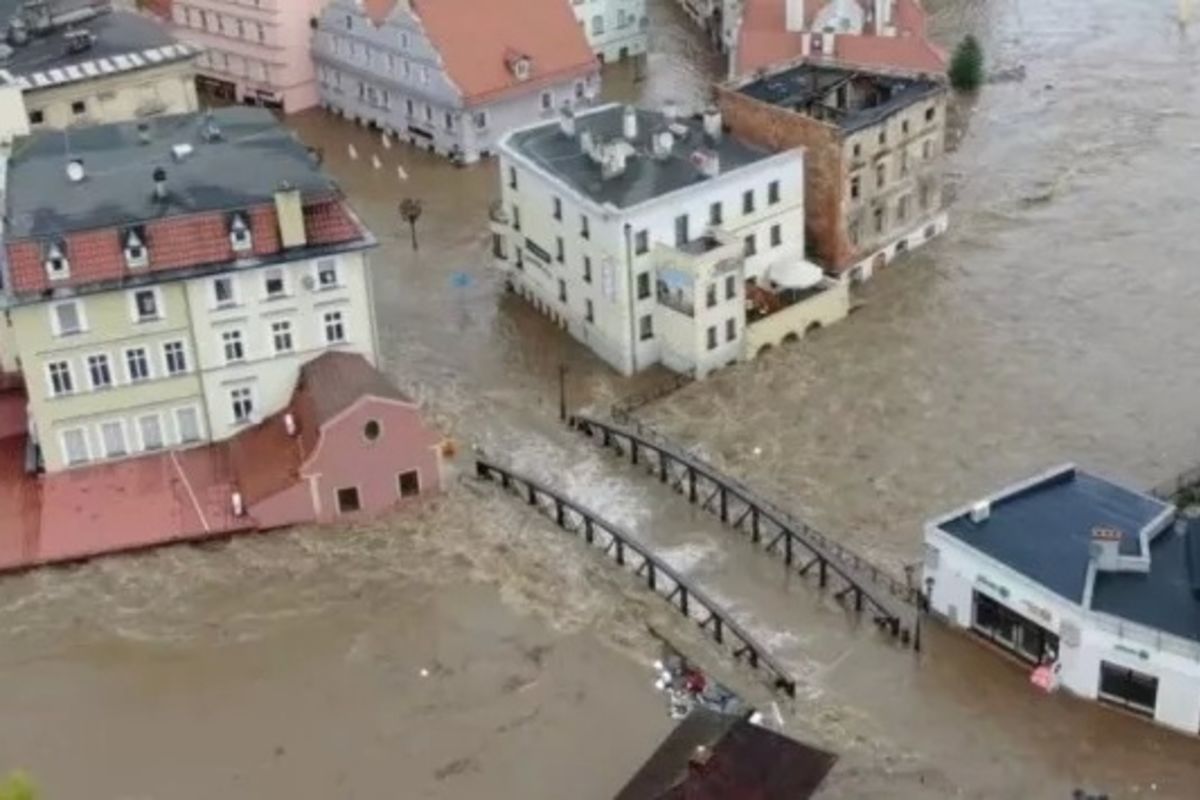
<box><xmin>949</xmin><ymin>35</ymin><xmax>984</xmax><ymax>92</ymax></box>
<box><xmin>398</xmin><ymin>198</ymin><xmax>423</xmax><ymax>252</ymax></box>
<box><xmin>0</xmin><ymin>772</ymin><xmax>38</xmax><ymax>800</ymax></box>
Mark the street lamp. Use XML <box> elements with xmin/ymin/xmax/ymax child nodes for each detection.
<box><xmin>399</xmin><ymin>197</ymin><xmax>422</xmax><ymax>252</ymax></box>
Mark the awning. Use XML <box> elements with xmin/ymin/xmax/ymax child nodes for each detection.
<box><xmin>767</xmin><ymin>260</ymin><xmax>825</xmax><ymax>290</ymax></box>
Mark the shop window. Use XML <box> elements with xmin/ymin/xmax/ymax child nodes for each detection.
<box><xmin>336</xmin><ymin>486</ymin><xmax>361</xmax><ymax>513</ymax></box>
<box><xmin>398</xmin><ymin>470</ymin><xmax>420</xmax><ymax>498</ymax></box>
<box><xmin>1098</xmin><ymin>662</ymin><xmax>1158</xmax><ymax>717</ymax></box>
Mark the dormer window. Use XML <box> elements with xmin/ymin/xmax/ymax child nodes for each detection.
<box><xmin>123</xmin><ymin>228</ymin><xmax>148</xmax><ymax>269</ymax></box>
<box><xmin>229</xmin><ymin>213</ymin><xmax>252</xmax><ymax>253</ymax></box>
<box><xmin>505</xmin><ymin>50</ymin><xmax>533</xmax><ymax>82</ymax></box>
<box><xmin>44</xmin><ymin>241</ymin><xmax>69</xmax><ymax>280</ymax></box>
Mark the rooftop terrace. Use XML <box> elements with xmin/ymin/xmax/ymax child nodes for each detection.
<box><xmin>736</xmin><ymin>62</ymin><xmax>942</xmax><ymax>134</ymax></box>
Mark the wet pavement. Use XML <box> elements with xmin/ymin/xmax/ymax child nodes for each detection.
<box><xmin>4</xmin><ymin>0</ymin><xmax>1200</xmax><ymax>796</ymax></box>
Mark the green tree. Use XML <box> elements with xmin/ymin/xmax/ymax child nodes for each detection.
<box><xmin>949</xmin><ymin>35</ymin><xmax>984</xmax><ymax>92</ymax></box>
<box><xmin>0</xmin><ymin>772</ymin><xmax>37</xmax><ymax>800</ymax></box>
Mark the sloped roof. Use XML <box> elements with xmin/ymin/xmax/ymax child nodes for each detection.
<box><xmin>294</xmin><ymin>351</ymin><xmax>411</xmax><ymax>429</ymax></box>
<box><xmin>410</xmin><ymin>0</ymin><xmax>596</xmax><ymax>106</ymax></box>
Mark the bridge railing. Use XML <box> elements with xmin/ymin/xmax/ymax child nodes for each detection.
<box><xmin>475</xmin><ymin>458</ymin><xmax>799</xmax><ymax>698</ymax></box>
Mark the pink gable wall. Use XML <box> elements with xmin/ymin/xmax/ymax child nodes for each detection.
<box><xmin>250</xmin><ymin>480</ymin><xmax>316</xmax><ymax>531</ymax></box>
<box><xmin>304</xmin><ymin>397</ymin><xmax>443</xmax><ymax>524</ymax></box>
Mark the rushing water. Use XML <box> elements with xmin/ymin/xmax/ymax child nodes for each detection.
<box><xmin>4</xmin><ymin>0</ymin><xmax>1200</xmax><ymax>796</ymax></box>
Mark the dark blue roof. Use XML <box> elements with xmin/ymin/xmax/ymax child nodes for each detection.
<box><xmin>939</xmin><ymin>469</ymin><xmax>1170</xmax><ymax>604</ymax></box>
<box><xmin>1092</xmin><ymin>520</ymin><xmax>1200</xmax><ymax>645</ymax></box>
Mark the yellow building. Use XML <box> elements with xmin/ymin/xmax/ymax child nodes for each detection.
<box><xmin>0</xmin><ymin>2</ymin><xmax>200</xmax><ymax>135</ymax></box>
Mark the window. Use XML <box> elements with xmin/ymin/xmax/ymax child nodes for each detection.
<box><xmin>925</xmin><ymin>106</ymin><xmax>936</xmax><ymax>122</ymax></box>
<box><xmin>163</xmin><ymin>341</ymin><xmax>188</xmax><ymax>375</ymax></box>
<box><xmin>742</xmin><ymin>190</ymin><xmax>755</xmax><ymax>214</ymax></box>
<box><xmin>62</xmin><ymin>428</ymin><xmax>89</xmax><ymax>466</ymax></box>
<box><xmin>87</xmin><ymin>354</ymin><xmax>113</xmax><ymax>390</ymax></box>
<box><xmin>574</xmin><ymin>80</ymin><xmax>585</xmax><ymax>100</ymax></box>
<box><xmin>725</xmin><ymin>274</ymin><xmax>736</xmax><ymax>300</ymax></box>
<box><xmin>222</xmin><ymin>330</ymin><xmax>245</xmax><ymax>363</ymax></box>
<box><xmin>583</xmin><ymin>256</ymin><xmax>592</xmax><ymax>283</ymax></box>
<box><xmin>725</xmin><ymin>318</ymin><xmax>736</xmax><ymax>342</ymax></box>
<box><xmin>474</xmin><ymin>111</ymin><xmax>488</xmax><ymax>130</ymax></box>
<box><xmin>706</xmin><ymin>325</ymin><xmax>717</xmax><ymax>350</ymax></box>
<box><xmin>213</xmin><ymin>276</ymin><xmax>236</xmax><ymax>307</ymax></box>
<box><xmin>585</xmin><ymin>299</ymin><xmax>594</xmax><ymax>322</ymax></box>
<box><xmin>44</xmin><ymin>243</ymin><xmax>69</xmax><ymax>279</ymax></box>
<box><xmin>874</xmin><ymin>206</ymin><xmax>885</xmax><ymax>234</ymax></box>
<box><xmin>71</xmin><ymin>100</ymin><xmax>86</xmax><ymax>115</ymax></box>
<box><xmin>508</xmin><ymin>166</ymin><xmax>518</xmax><ymax>190</ymax></box>
<box><xmin>52</xmin><ymin>301</ymin><xmax>83</xmax><ymax>336</ymax></box>
<box><xmin>272</xmin><ymin>320</ymin><xmax>294</xmax><ymax>354</ymax></box>
<box><xmin>706</xmin><ymin>283</ymin><xmax>717</xmax><ymax>308</ymax></box>
<box><xmin>552</xmin><ymin>197</ymin><xmax>562</xmax><ymax>221</ymax></box>
<box><xmin>852</xmin><ymin>142</ymin><xmax>861</xmax><ymax>159</ymax></box>
<box><xmin>634</xmin><ymin>230</ymin><xmax>649</xmax><ymax>255</ymax></box>
<box><xmin>591</xmin><ymin>14</ymin><xmax>604</xmax><ymax>35</ymax></box>
<box><xmin>850</xmin><ymin>175</ymin><xmax>861</xmax><ymax>200</ymax></box>
<box><xmin>1098</xmin><ymin>661</ymin><xmax>1158</xmax><ymax>717</ymax></box>
<box><xmin>336</xmin><ymin>486</ymin><xmax>361</xmax><ymax>513</ymax></box>
<box><xmin>176</xmin><ymin>407</ymin><xmax>201</xmax><ymax>444</ymax></box>
<box><xmin>230</xmin><ymin>387</ymin><xmax>254</xmax><ymax>424</ymax></box>
<box><xmin>674</xmin><ymin>214</ymin><xmax>689</xmax><ymax>247</ymax></box>
<box><xmin>849</xmin><ymin>219</ymin><xmax>861</xmax><ymax>246</ymax></box>
<box><xmin>768</xmin><ymin>180</ymin><xmax>780</xmax><ymax>205</ymax></box>
<box><xmin>541</xmin><ymin>91</ymin><xmax>552</xmax><ymax>111</ymax></box>
<box><xmin>709</xmin><ymin>201</ymin><xmax>722</xmax><ymax>226</ymax></box>
<box><xmin>902</xmin><ymin>119</ymin><xmax>910</xmax><ymax>135</ymax></box>
<box><xmin>406</xmin><ymin>98</ymin><xmax>415</xmax><ymax>116</ymax></box>
<box><xmin>315</xmin><ymin>258</ymin><xmax>339</xmax><ymax>289</ymax></box>
<box><xmin>923</xmin><ymin>139</ymin><xmax>933</xmax><ymax>160</ymax></box>
<box><xmin>28</xmin><ymin>109</ymin><xmax>44</xmax><ymax>125</ymax></box>
<box><xmin>99</xmin><ymin>421</ymin><xmax>127</xmax><ymax>458</ymax></box>
<box><xmin>638</xmin><ymin>314</ymin><xmax>653</xmax><ymax>341</ymax></box>
<box><xmin>636</xmin><ymin>272</ymin><xmax>651</xmax><ymax>300</ymax></box>
<box><xmin>124</xmin><ymin>230</ymin><xmax>147</xmax><ymax>268</ymax></box>
<box><xmin>580</xmin><ymin>214</ymin><xmax>590</xmax><ymax>239</ymax></box>
<box><xmin>898</xmin><ymin>194</ymin><xmax>910</xmax><ymax>223</ymax></box>
<box><xmin>133</xmin><ymin>289</ymin><xmax>159</xmax><ymax>322</ymax></box>
<box><xmin>138</xmin><ymin>414</ymin><xmax>164</xmax><ymax>451</ymax></box>
<box><xmin>264</xmin><ymin>269</ymin><xmax>286</xmax><ymax>299</ymax></box>
<box><xmin>770</xmin><ymin>224</ymin><xmax>782</xmax><ymax>247</ymax></box>
<box><xmin>558</xmin><ymin>279</ymin><xmax>567</xmax><ymax>303</ymax></box>
<box><xmin>444</xmin><ymin>112</ymin><xmax>455</xmax><ymax>131</ymax></box>
<box><xmin>47</xmin><ymin>360</ymin><xmax>74</xmax><ymax>396</ymax></box>
<box><xmin>125</xmin><ymin>347</ymin><xmax>150</xmax><ymax>382</ymax></box>
<box><xmin>876</xmin><ymin>162</ymin><xmax>886</xmax><ymax>188</ymax></box>
<box><xmin>398</xmin><ymin>470</ymin><xmax>421</xmax><ymax>498</ymax></box>
<box><xmin>324</xmin><ymin>311</ymin><xmax>346</xmax><ymax>343</ymax></box>
<box><xmin>556</xmin><ymin>236</ymin><xmax>565</xmax><ymax>263</ymax></box>
<box><xmin>229</xmin><ymin>214</ymin><xmax>252</xmax><ymax>251</ymax></box>
<box><xmin>878</xmin><ymin>129</ymin><xmax>887</xmax><ymax>145</ymax></box>
<box><xmin>920</xmin><ymin>183</ymin><xmax>931</xmax><ymax>209</ymax></box>
<box><xmin>364</xmin><ymin>420</ymin><xmax>381</xmax><ymax>441</ymax></box>
<box><xmin>743</xmin><ymin>233</ymin><xmax>756</xmax><ymax>257</ymax></box>
<box><xmin>900</xmin><ymin>149</ymin><xmax>909</xmax><ymax>176</ymax></box>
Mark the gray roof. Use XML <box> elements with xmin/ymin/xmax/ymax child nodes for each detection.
<box><xmin>0</xmin><ymin>2</ymin><xmax>194</xmax><ymax>91</ymax></box>
<box><xmin>4</xmin><ymin>107</ymin><xmax>338</xmax><ymax>239</ymax></box>
<box><xmin>505</xmin><ymin>104</ymin><xmax>779</xmax><ymax>210</ymax></box>
<box><xmin>736</xmin><ymin>62</ymin><xmax>942</xmax><ymax>134</ymax></box>
<box><xmin>938</xmin><ymin>468</ymin><xmax>1171</xmax><ymax>604</ymax></box>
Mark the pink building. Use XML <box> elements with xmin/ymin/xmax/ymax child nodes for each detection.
<box><xmin>161</xmin><ymin>0</ymin><xmax>327</xmax><ymax>112</ymax></box>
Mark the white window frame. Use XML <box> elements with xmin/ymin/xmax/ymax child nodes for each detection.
<box><xmin>46</xmin><ymin>359</ymin><xmax>75</xmax><ymax>397</ymax></box>
<box><xmin>230</xmin><ymin>385</ymin><xmax>255</xmax><ymax>425</ymax></box>
<box><xmin>84</xmin><ymin>351</ymin><xmax>114</xmax><ymax>391</ymax></box>
<box><xmin>271</xmin><ymin>319</ymin><xmax>294</xmax><ymax>355</ymax></box>
<box><xmin>49</xmin><ymin>299</ymin><xmax>86</xmax><ymax>337</ymax></box>
<box><xmin>162</xmin><ymin>340</ymin><xmax>189</xmax><ymax>376</ymax></box>
<box><xmin>60</xmin><ymin>427</ymin><xmax>90</xmax><ymax>466</ymax></box>
<box><xmin>230</xmin><ymin>214</ymin><xmax>253</xmax><ymax>252</ymax></box>
<box><xmin>124</xmin><ymin>230</ymin><xmax>148</xmax><ymax>269</ymax></box>
<box><xmin>397</xmin><ymin>468</ymin><xmax>421</xmax><ymax>499</ymax></box>
<box><xmin>175</xmin><ymin>406</ymin><xmax>204</xmax><ymax>444</ymax></box>
<box><xmin>129</xmin><ymin>287</ymin><xmax>164</xmax><ymax>324</ymax></box>
<box><xmin>323</xmin><ymin>310</ymin><xmax>346</xmax><ymax>344</ymax></box>
<box><xmin>314</xmin><ymin>258</ymin><xmax>340</xmax><ymax>289</ymax></box>
<box><xmin>97</xmin><ymin>419</ymin><xmax>129</xmax><ymax>459</ymax></box>
<box><xmin>136</xmin><ymin>412</ymin><xmax>166</xmax><ymax>452</ymax></box>
<box><xmin>212</xmin><ymin>274</ymin><xmax>238</xmax><ymax>309</ymax></box>
<box><xmin>262</xmin><ymin>267</ymin><xmax>288</xmax><ymax>300</ymax></box>
<box><xmin>44</xmin><ymin>243</ymin><xmax>70</xmax><ymax>280</ymax></box>
<box><xmin>221</xmin><ymin>328</ymin><xmax>246</xmax><ymax>364</ymax></box>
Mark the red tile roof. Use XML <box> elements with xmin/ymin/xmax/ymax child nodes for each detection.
<box><xmin>737</xmin><ymin>0</ymin><xmax>945</xmax><ymax>77</ymax></box>
<box><xmin>4</xmin><ymin>198</ymin><xmax>366</xmax><ymax>296</ymax></box>
<box><xmin>410</xmin><ymin>0</ymin><xmax>597</xmax><ymax>106</ymax></box>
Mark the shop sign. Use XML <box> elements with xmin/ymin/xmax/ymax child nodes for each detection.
<box><xmin>1022</xmin><ymin>600</ymin><xmax>1054</xmax><ymax>625</ymax></box>
<box><xmin>1114</xmin><ymin>643</ymin><xmax>1150</xmax><ymax>661</ymax></box>
<box><xmin>975</xmin><ymin>573</ymin><xmax>1010</xmax><ymax>600</ymax></box>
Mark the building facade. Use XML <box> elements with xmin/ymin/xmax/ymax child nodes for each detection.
<box><xmin>571</xmin><ymin>0</ymin><xmax>649</xmax><ymax>63</ymax></box>
<box><xmin>719</xmin><ymin>61</ymin><xmax>947</xmax><ymax>281</ymax></box>
<box><xmin>0</xmin><ymin>1</ymin><xmax>199</xmax><ymax>136</ymax></box>
<box><xmin>313</xmin><ymin>0</ymin><xmax>600</xmax><ymax>164</ymax></box>
<box><xmin>0</xmin><ymin>108</ymin><xmax>378</xmax><ymax>472</ymax></box>
<box><xmin>492</xmin><ymin>103</ymin><xmax>849</xmax><ymax>377</ymax></box>
<box><xmin>164</xmin><ymin>0</ymin><xmax>327</xmax><ymax>112</ymax></box>
<box><xmin>925</xmin><ymin>465</ymin><xmax>1200</xmax><ymax>736</ymax></box>
<box><xmin>674</xmin><ymin>0</ymin><xmax>741</xmax><ymax>54</ymax></box>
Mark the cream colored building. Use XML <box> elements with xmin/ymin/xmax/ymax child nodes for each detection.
<box><xmin>0</xmin><ymin>2</ymin><xmax>200</xmax><ymax>133</ymax></box>
<box><xmin>0</xmin><ymin>109</ymin><xmax>377</xmax><ymax>472</ymax></box>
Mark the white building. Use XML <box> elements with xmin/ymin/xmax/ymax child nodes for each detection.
<box><xmin>492</xmin><ymin>103</ymin><xmax>849</xmax><ymax>378</ymax></box>
<box><xmin>572</xmin><ymin>0</ymin><xmax>650</xmax><ymax>63</ymax></box>
<box><xmin>925</xmin><ymin>465</ymin><xmax>1200</xmax><ymax>736</ymax></box>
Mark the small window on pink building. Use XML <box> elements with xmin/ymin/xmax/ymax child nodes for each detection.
<box><xmin>398</xmin><ymin>470</ymin><xmax>420</xmax><ymax>498</ymax></box>
<box><xmin>336</xmin><ymin>487</ymin><xmax>361</xmax><ymax>513</ymax></box>
<box><xmin>364</xmin><ymin>420</ymin><xmax>381</xmax><ymax>441</ymax></box>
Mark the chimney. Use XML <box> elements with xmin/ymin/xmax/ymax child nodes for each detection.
<box><xmin>785</xmin><ymin>0</ymin><xmax>806</xmax><ymax>32</ymax></box>
<box><xmin>663</xmin><ymin>100</ymin><xmax>679</xmax><ymax>123</ymax></box>
<box><xmin>580</xmin><ymin>129</ymin><xmax>598</xmax><ymax>162</ymax></box>
<box><xmin>702</xmin><ymin>106</ymin><xmax>723</xmax><ymax>141</ymax></box>
<box><xmin>152</xmin><ymin>166</ymin><xmax>167</xmax><ymax>201</ymax></box>
<box><xmin>1089</xmin><ymin>526</ymin><xmax>1122</xmax><ymax>572</ymax></box>
<box><xmin>622</xmin><ymin>105</ymin><xmax>638</xmax><ymax>140</ymax></box>
<box><xmin>651</xmin><ymin>129</ymin><xmax>674</xmax><ymax>159</ymax></box>
<box><xmin>601</xmin><ymin>142</ymin><xmax>630</xmax><ymax>180</ymax></box>
<box><xmin>691</xmin><ymin>148</ymin><xmax>720</xmax><ymax>178</ymax></box>
<box><xmin>274</xmin><ymin>180</ymin><xmax>307</xmax><ymax>249</ymax></box>
<box><xmin>559</xmin><ymin>106</ymin><xmax>576</xmax><ymax>138</ymax></box>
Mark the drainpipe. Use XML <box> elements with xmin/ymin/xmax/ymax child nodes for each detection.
<box><xmin>180</xmin><ymin>280</ymin><xmax>216</xmax><ymax>443</ymax></box>
<box><xmin>623</xmin><ymin>222</ymin><xmax>637</xmax><ymax>375</ymax></box>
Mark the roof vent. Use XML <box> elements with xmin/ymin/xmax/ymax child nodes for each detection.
<box><xmin>558</xmin><ymin>107</ymin><xmax>576</xmax><ymax>138</ymax></box>
<box><xmin>663</xmin><ymin>100</ymin><xmax>679</xmax><ymax>123</ymax></box>
<box><xmin>202</xmin><ymin>114</ymin><xmax>222</xmax><ymax>143</ymax></box>
<box><xmin>1089</xmin><ymin>526</ymin><xmax>1123</xmax><ymax>572</ymax></box>
<box><xmin>651</xmin><ymin>129</ymin><xmax>674</xmax><ymax>160</ymax></box>
<box><xmin>623</xmin><ymin>105</ymin><xmax>638</xmax><ymax>139</ymax></box>
<box><xmin>171</xmin><ymin>142</ymin><xmax>194</xmax><ymax>162</ymax></box>
<box><xmin>65</xmin><ymin>158</ymin><xmax>85</xmax><ymax>183</ymax></box>
<box><xmin>137</xmin><ymin>121</ymin><xmax>152</xmax><ymax>145</ymax></box>
<box><xmin>152</xmin><ymin>166</ymin><xmax>167</xmax><ymax>200</ymax></box>
<box><xmin>969</xmin><ymin>500</ymin><xmax>990</xmax><ymax>523</ymax></box>
<box><xmin>690</xmin><ymin>148</ymin><xmax>720</xmax><ymax>178</ymax></box>
<box><xmin>504</xmin><ymin>50</ymin><xmax>532</xmax><ymax>81</ymax></box>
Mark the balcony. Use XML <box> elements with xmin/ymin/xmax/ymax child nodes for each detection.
<box><xmin>744</xmin><ymin>261</ymin><xmax>850</xmax><ymax>357</ymax></box>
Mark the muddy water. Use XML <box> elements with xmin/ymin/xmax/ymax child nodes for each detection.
<box><xmin>4</xmin><ymin>0</ymin><xmax>1200</xmax><ymax>796</ymax></box>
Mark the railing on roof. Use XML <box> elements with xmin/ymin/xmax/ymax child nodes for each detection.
<box><xmin>1089</xmin><ymin>610</ymin><xmax>1200</xmax><ymax>663</ymax></box>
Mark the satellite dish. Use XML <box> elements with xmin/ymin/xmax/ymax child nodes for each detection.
<box><xmin>65</xmin><ymin>160</ymin><xmax>86</xmax><ymax>182</ymax></box>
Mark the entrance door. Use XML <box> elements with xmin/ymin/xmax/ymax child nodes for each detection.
<box><xmin>972</xmin><ymin>591</ymin><xmax>1059</xmax><ymax>664</ymax></box>
<box><xmin>1098</xmin><ymin>661</ymin><xmax>1158</xmax><ymax>717</ymax></box>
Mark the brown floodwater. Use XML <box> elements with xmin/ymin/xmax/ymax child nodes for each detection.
<box><xmin>4</xmin><ymin>0</ymin><xmax>1200</xmax><ymax>797</ymax></box>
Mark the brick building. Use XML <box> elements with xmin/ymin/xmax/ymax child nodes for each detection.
<box><xmin>718</xmin><ymin>60</ymin><xmax>947</xmax><ymax>280</ymax></box>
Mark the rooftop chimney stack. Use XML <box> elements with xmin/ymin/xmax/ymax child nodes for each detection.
<box><xmin>663</xmin><ymin>100</ymin><xmax>679</xmax><ymax>123</ymax></box>
<box><xmin>622</xmin><ymin>105</ymin><xmax>638</xmax><ymax>140</ymax></box>
<box><xmin>152</xmin><ymin>166</ymin><xmax>167</xmax><ymax>201</ymax></box>
<box><xmin>1089</xmin><ymin>526</ymin><xmax>1123</xmax><ymax>572</ymax></box>
<box><xmin>651</xmin><ymin>130</ymin><xmax>675</xmax><ymax>159</ymax></box>
<box><xmin>580</xmin><ymin>128</ymin><xmax>598</xmax><ymax>162</ymax></box>
<box><xmin>274</xmin><ymin>180</ymin><xmax>307</xmax><ymax>249</ymax></box>
<box><xmin>559</xmin><ymin>106</ymin><xmax>576</xmax><ymax>138</ymax></box>
<box><xmin>692</xmin><ymin>148</ymin><xmax>720</xmax><ymax>178</ymax></box>
<box><xmin>702</xmin><ymin>107</ymin><xmax>723</xmax><ymax>141</ymax></box>
<box><xmin>785</xmin><ymin>0</ymin><xmax>806</xmax><ymax>32</ymax></box>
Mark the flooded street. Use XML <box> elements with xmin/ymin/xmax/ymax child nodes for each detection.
<box><xmin>4</xmin><ymin>0</ymin><xmax>1200</xmax><ymax>796</ymax></box>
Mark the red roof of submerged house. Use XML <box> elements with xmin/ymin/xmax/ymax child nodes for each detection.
<box><xmin>360</xmin><ymin>0</ymin><xmax>598</xmax><ymax>107</ymax></box>
<box><xmin>737</xmin><ymin>0</ymin><xmax>946</xmax><ymax>77</ymax></box>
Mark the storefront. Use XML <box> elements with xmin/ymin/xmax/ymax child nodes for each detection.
<box><xmin>1097</xmin><ymin>660</ymin><xmax>1158</xmax><ymax>717</ymax></box>
<box><xmin>972</xmin><ymin>590</ymin><xmax>1059</xmax><ymax>665</ymax></box>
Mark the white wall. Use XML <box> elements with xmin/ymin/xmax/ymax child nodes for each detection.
<box><xmin>572</xmin><ymin>0</ymin><xmax>649</xmax><ymax>61</ymax></box>
<box><xmin>0</xmin><ymin>85</ymin><xmax>30</xmax><ymax>148</ymax></box>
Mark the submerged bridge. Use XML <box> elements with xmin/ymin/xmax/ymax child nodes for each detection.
<box><xmin>569</xmin><ymin>414</ymin><xmax>921</xmax><ymax>647</ymax></box>
<box><xmin>475</xmin><ymin>458</ymin><xmax>799</xmax><ymax>698</ymax></box>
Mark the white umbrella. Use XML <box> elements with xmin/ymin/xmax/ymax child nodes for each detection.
<box><xmin>767</xmin><ymin>260</ymin><xmax>824</xmax><ymax>290</ymax></box>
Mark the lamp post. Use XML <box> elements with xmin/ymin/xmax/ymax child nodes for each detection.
<box><xmin>399</xmin><ymin>197</ymin><xmax>422</xmax><ymax>252</ymax></box>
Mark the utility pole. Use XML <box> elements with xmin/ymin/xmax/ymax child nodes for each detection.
<box><xmin>399</xmin><ymin>197</ymin><xmax>422</xmax><ymax>251</ymax></box>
